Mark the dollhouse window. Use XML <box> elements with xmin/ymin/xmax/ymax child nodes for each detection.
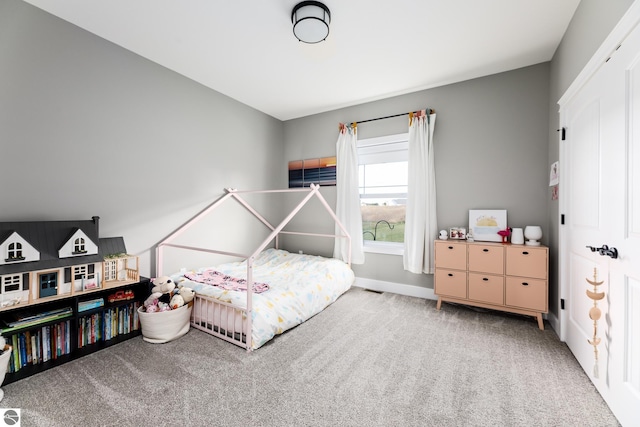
<box><xmin>73</xmin><ymin>238</ymin><xmax>86</xmax><ymax>254</ymax></box>
<box><xmin>6</xmin><ymin>242</ymin><xmax>24</xmax><ymax>261</ymax></box>
<box><xmin>104</xmin><ymin>260</ymin><xmax>117</xmax><ymax>281</ymax></box>
<box><xmin>2</xmin><ymin>275</ymin><xmax>21</xmax><ymax>293</ymax></box>
<box><xmin>74</xmin><ymin>265</ymin><xmax>87</xmax><ymax>281</ymax></box>
<box><xmin>72</xmin><ymin>264</ymin><xmax>93</xmax><ymax>279</ymax></box>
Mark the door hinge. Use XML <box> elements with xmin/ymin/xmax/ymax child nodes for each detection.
<box><xmin>561</xmin><ymin>299</ymin><xmax>565</xmax><ymax>310</ymax></box>
<box><xmin>557</xmin><ymin>128</ymin><xmax>566</xmax><ymax>140</ymax></box>
<box><xmin>561</xmin><ymin>214</ymin><xmax>565</xmax><ymax>225</ymax></box>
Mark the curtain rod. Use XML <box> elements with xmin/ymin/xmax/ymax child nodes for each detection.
<box><xmin>355</xmin><ymin>108</ymin><xmax>435</xmax><ymax>125</ymax></box>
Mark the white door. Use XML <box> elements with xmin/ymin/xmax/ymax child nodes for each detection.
<box><xmin>560</xmin><ymin>17</ymin><xmax>640</xmax><ymax>427</ymax></box>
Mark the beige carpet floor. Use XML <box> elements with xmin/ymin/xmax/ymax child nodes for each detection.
<box><xmin>0</xmin><ymin>286</ymin><xmax>620</xmax><ymax>426</ymax></box>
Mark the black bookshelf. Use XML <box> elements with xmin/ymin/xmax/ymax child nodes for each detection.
<box><xmin>0</xmin><ymin>277</ymin><xmax>150</xmax><ymax>385</ymax></box>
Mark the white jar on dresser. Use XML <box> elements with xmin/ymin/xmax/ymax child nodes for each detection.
<box><xmin>434</xmin><ymin>240</ymin><xmax>548</xmax><ymax>329</ymax></box>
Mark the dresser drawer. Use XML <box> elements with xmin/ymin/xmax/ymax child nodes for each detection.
<box><xmin>434</xmin><ymin>241</ymin><xmax>467</xmax><ymax>270</ymax></box>
<box><xmin>505</xmin><ymin>246</ymin><xmax>547</xmax><ymax>279</ymax></box>
<box><xmin>468</xmin><ymin>272</ymin><xmax>504</xmax><ymax>305</ymax></box>
<box><xmin>435</xmin><ymin>269</ymin><xmax>467</xmax><ymax>299</ymax></box>
<box><xmin>468</xmin><ymin>244</ymin><xmax>504</xmax><ymax>275</ymax></box>
<box><xmin>505</xmin><ymin>276</ymin><xmax>547</xmax><ymax>312</ymax></box>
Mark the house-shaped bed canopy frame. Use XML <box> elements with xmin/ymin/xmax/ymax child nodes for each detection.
<box><xmin>156</xmin><ymin>184</ymin><xmax>352</xmax><ymax>350</ymax></box>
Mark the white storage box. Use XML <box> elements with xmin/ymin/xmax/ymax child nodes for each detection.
<box><xmin>138</xmin><ymin>303</ymin><xmax>192</xmax><ymax>343</ymax></box>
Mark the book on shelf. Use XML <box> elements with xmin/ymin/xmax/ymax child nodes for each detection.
<box><xmin>1</xmin><ymin>307</ymin><xmax>73</xmax><ymax>332</ymax></box>
<box><xmin>41</xmin><ymin>326</ymin><xmax>49</xmax><ymax>363</ymax></box>
<box><xmin>6</xmin><ymin>319</ymin><xmax>71</xmax><ymax>373</ymax></box>
<box><xmin>78</xmin><ymin>297</ymin><xmax>104</xmax><ymax>312</ymax></box>
<box><xmin>31</xmin><ymin>332</ymin><xmax>38</xmax><ymax>365</ymax></box>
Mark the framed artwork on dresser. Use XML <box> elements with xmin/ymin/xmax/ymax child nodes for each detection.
<box><xmin>468</xmin><ymin>209</ymin><xmax>507</xmax><ymax>242</ymax></box>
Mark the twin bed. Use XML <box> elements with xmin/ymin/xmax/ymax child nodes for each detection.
<box><xmin>156</xmin><ymin>185</ymin><xmax>354</xmax><ymax>350</ymax></box>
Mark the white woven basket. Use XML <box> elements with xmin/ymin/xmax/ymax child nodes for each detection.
<box><xmin>138</xmin><ymin>303</ymin><xmax>192</xmax><ymax>344</ymax></box>
<box><xmin>0</xmin><ymin>345</ymin><xmax>12</xmax><ymax>401</ymax></box>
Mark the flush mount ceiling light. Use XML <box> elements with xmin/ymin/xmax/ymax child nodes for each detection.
<box><xmin>291</xmin><ymin>1</ymin><xmax>331</xmax><ymax>44</ymax></box>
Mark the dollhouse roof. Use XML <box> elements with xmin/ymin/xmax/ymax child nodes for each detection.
<box><xmin>98</xmin><ymin>237</ymin><xmax>128</xmax><ymax>258</ymax></box>
<box><xmin>0</xmin><ymin>217</ymin><xmax>119</xmax><ymax>275</ymax></box>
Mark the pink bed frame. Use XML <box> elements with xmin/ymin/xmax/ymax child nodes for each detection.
<box><xmin>156</xmin><ymin>184</ymin><xmax>351</xmax><ymax>351</ymax></box>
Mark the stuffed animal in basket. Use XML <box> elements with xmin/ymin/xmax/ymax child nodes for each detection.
<box><xmin>169</xmin><ymin>294</ymin><xmax>184</xmax><ymax>310</ymax></box>
<box><xmin>144</xmin><ymin>276</ymin><xmax>177</xmax><ymax>312</ymax></box>
<box><xmin>151</xmin><ymin>276</ymin><xmax>176</xmax><ymax>296</ymax></box>
<box><xmin>169</xmin><ymin>284</ymin><xmax>197</xmax><ymax>309</ymax></box>
<box><xmin>177</xmin><ymin>285</ymin><xmax>195</xmax><ymax>304</ymax></box>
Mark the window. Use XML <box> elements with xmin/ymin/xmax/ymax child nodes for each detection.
<box><xmin>74</xmin><ymin>237</ymin><xmax>86</xmax><ymax>253</ymax></box>
<box><xmin>7</xmin><ymin>242</ymin><xmax>23</xmax><ymax>260</ymax></box>
<box><xmin>358</xmin><ymin>133</ymin><xmax>408</xmax><ymax>255</ymax></box>
<box><xmin>74</xmin><ymin>265</ymin><xmax>87</xmax><ymax>281</ymax></box>
<box><xmin>2</xmin><ymin>275</ymin><xmax>22</xmax><ymax>293</ymax></box>
<box><xmin>104</xmin><ymin>260</ymin><xmax>117</xmax><ymax>281</ymax></box>
<box><xmin>73</xmin><ymin>264</ymin><xmax>95</xmax><ymax>280</ymax></box>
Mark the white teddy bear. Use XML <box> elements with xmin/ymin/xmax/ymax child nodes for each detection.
<box><xmin>151</xmin><ymin>276</ymin><xmax>176</xmax><ymax>295</ymax></box>
<box><xmin>177</xmin><ymin>286</ymin><xmax>195</xmax><ymax>303</ymax></box>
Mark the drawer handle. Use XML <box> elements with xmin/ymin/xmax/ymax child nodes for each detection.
<box><xmin>448</xmin><ymin>273</ymin><xmax>454</xmax><ymax>277</ymax></box>
<box><xmin>521</xmin><ymin>282</ymin><xmax>529</xmax><ymax>286</ymax></box>
<box><xmin>482</xmin><ymin>277</ymin><xmax>489</xmax><ymax>281</ymax></box>
<box><xmin>483</xmin><ymin>249</ymin><xmax>489</xmax><ymax>252</ymax></box>
<box><xmin>522</xmin><ymin>251</ymin><xmax>529</xmax><ymax>255</ymax></box>
<box><xmin>448</xmin><ymin>246</ymin><xmax>454</xmax><ymax>250</ymax></box>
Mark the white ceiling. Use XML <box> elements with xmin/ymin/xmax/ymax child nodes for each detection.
<box><xmin>23</xmin><ymin>0</ymin><xmax>581</xmax><ymax>121</ymax></box>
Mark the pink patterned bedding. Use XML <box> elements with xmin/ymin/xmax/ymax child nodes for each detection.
<box><xmin>183</xmin><ymin>270</ymin><xmax>270</xmax><ymax>293</ymax></box>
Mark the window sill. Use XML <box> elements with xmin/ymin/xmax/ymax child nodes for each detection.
<box><xmin>363</xmin><ymin>242</ymin><xmax>404</xmax><ymax>256</ymax></box>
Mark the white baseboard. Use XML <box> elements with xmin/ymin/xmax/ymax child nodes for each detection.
<box><xmin>353</xmin><ymin>277</ymin><xmax>437</xmax><ymax>301</ymax></box>
<box><xmin>546</xmin><ymin>311</ymin><xmax>560</xmax><ymax>337</ymax></box>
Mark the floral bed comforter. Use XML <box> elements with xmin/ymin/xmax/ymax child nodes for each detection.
<box><xmin>171</xmin><ymin>248</ymin><xmax>354</xmax><ymax>349</ymax></box>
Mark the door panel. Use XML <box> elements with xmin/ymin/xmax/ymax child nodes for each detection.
<box><xmin>561</xmin><ymin>19</ymin><xmax>640</xmax><ymax>426</ymax></box>
<box><xmin>568</xmin><ymin>254</ymin><xmax>605</xmax><ymax>341</ymax></box>
<box><xmin>569</xmin><ymin>100</ymin><xmax>601</xmax><ymax>229</ymax></box>
<box><xmin>622</xmin><ymin>275</ymin><xmax>640</xmax><ymax>392</ymax></box>
<box><xmin>626</xmin><ymin>59</ymin><xmax>640</xmax><ymax>396</ymax></box>
<box><xmin>39</xmin><ymin>272</ymin><xmax>58</xmax><ymax>298</ymax></box>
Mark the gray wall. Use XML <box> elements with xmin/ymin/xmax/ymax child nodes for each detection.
<box><xmin>546</xmin><ymin>0</ymin><xmax>634</xmax><ymax>316</ymax></box>
<box><xmin>3</xmin><ymin>0</ymin><xmax>636</xmax><ymax>322</ymax></box>
<box><xmin>0</xmin><ymin>0</ymin><xmax>285</xmax><ymax>277</ymax></box>
<box><xmin>283</xmin><ymin>63</ymin><xmax>551</xmax><ymax>289</ymax></box>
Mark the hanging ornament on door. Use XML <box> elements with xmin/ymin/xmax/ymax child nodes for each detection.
<box><xmin>586</xmin><ymin>268</ymin><xmax>605</xmax><ymax>378</ymax></box>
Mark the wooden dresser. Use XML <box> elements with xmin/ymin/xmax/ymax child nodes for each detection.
<box><xmin>434</xmin><ymin>240</ymin><xmax>548</xmax><ymax>329</ymax></box>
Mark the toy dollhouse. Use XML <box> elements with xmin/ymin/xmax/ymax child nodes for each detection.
<box><xmin>0</xmin><ymin>216</ymin><xmax>139</xmax><ymax>309</ymax></box>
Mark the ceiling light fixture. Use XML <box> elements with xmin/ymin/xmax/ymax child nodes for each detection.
<box><xmin>291</xmin><ymin>1</ymin><xmax>331</xmax><ymax>44</ymax></box>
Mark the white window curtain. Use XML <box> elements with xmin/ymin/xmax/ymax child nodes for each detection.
<box><xmin>403</xmin><ymin>110</ymin><xmax>437</xmax><ymax>274</ymax></box>
<box><xmin>334</xmin><ymin>123</ymin><xmax>365</xmax><ymax>264</ymax></box>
